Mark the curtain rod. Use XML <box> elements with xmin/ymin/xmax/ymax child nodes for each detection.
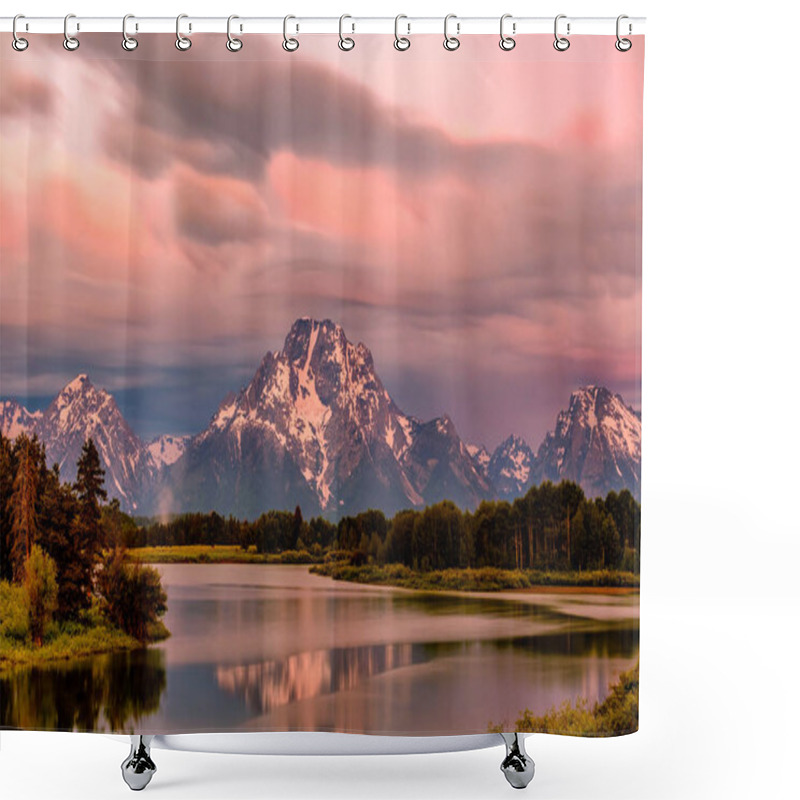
<box><xmin>1</xmin><ymin>16</ymin><xmax>646</xmax><ymax>36</ymax></box>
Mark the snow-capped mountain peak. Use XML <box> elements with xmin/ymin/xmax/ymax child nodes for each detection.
<box><xmin>488</xmin><ymin>434</ymin><xmax>534</xmax><ymax>499</ymax></box>
<box><xmin>35</xmin><ymin>375</ymin><xmax>156</xmax><ymax>510</ymax></box>
<box><xmin>147</xmin><ymin>434</ymin><xmax>190</xmax><ymax>468</ymax></box>
<box><xmin>532</xmin><ymin>385</ymin><xmax>641</xmax><ymax>499</ymax></box>
<box><xmin>0</xmin><ymin>399</ymin><xmax>41</xmax><ymax>439</ymax></box>
<box><xmin>160</xmin><ymin>318</ymin><xmax>491</xmax><ymax>518</ymax></box>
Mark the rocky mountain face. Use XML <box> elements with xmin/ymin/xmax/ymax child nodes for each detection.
<box><xmin>530</xmin><ymin>385</ymin><xmax>641</xmax><ymax>500</ymax></box>
<box><xmin>156</xmin><ymin>318</ymin><xmax>490</xmax><ymax>518</ymax></box>
<box><xmin>1</xmin><ymin>375</ymin><xmax>156</xmax><ymax>511</ymax></box>
<box><xmin>146</xmin><ymin>434</ymin><xmax>190</xmax><ymax>468</ymax></box>
<box><xmin>35</xmin><ymin>375</ymin><xmax>157</xmax><ymax>510</ymax></box>
<box><xmin>1</xmin><ymin>321</ymin><xmax>641</xmax><ymax>516</ymax></box>
<box><xmin>0</xmin><ymin>399</ymin><xmax>41</xmax><ymax>440</ymax></box>
<box><xmin>486</xmin><ymin>435</ymin><xmax>535</xmax><ymax>500</ymax></box>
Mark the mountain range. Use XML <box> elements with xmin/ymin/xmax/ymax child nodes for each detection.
<box><xmin>0</xmin><ymin>318</ymin><xmax>641</xmax><ymax>517</ymax></box>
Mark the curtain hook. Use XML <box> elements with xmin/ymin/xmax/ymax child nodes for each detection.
<box><xmin>394</xmin><ymin>15</ymin><xmax>410</xmax><ymax>51</ymax></box>
<box><xmin>443</xmin><ymin>14</ymin><xmax>460</xmax><ymax>51</ymax></box>
<box><xmin>227</xmin><ymin>14</ymin><xmax>243</xmax><ymax>51</ymax></box>
<box><xmin>615</xmin><ymin>14</ymin><xmax>632</xmax><ymax>51</ymax></box>
<box><xmin>122</xmin><ymin>14</ymin><xmax>138</xmax><ymax>51</ymax></box>
<box><xmin>283</xmin><ymin>15</ymin><xmax>299</xmax><ymax>51</ymax></box>
<box><xmin>339</xmin><ymin>14</ymin><xmax>355</xmax><ymax>51</ymax></box>
<box><xmin>176</xmin><ymin>13</ymin><xmax>192</xmax><ymax>51</ymax></box>
<box><xmin>64</xmin><ymin>13</ymin><xmax>80</xmax><ymax>51</ymax></box>
<box><xmin>553</xmin><ymin>14</ymin><xmax>570</xmax><ymax>51</ymax></box>
<box><xmin>499</xmin><ymin>14</ymin><xmax>516</xmax><ymax>51</ymax></box>
<box><xmin>12</xmin><ymin>14</ymin><xmax>29</xmax><ymax>51</ymax></box>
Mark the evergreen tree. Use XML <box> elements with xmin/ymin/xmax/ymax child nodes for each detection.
<box><xmin>69</xmin><ymin>438</ymin><xmax>107</xmax><ymax>613</ymax></box>
<box><xmin>38</xmin><ymin>463</ymin><xmax>82</xmax><ymax>619</ymax></box>
<box><xmin>10</xmin><ymin>434</ymin><xmax>41</xmax><ymax>581</ymax></box>
<box><xmin>0</xmin><ymin>433</ymin><xmax>16</xmax><ymax>581</ymax></box>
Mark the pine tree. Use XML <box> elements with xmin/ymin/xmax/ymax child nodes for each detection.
<box><xmin>10</xmin><ymin>434</ymin><xmax>41</xmax><ymax>581</ymax></box>
<box><xmin>0</xmin><ymin>433</ymin><xmax>16</xmax><ymax>581</ymax></box>
<box><xmin>69</xmin><ymin>438</ymin><xmax>107</xmax><ymax>612</ymax></box>
<box><xmin>38</xmin><ymin>463</ymin><xmax>82</xmax><ymax>619</ymax></box>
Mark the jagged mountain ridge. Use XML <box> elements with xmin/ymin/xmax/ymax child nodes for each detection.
<box><xmin>2</xmin><ymin>375</ymin><xmax>158</xmax><ymax>510</ymax></box>
<box><xmin>1</xmin><ymin>320</ymin><xmax>641</xmax><ymax>515</ymax></box>
<box><xmin>0</xmin><ymin>399</ymin><xmax>41</xmax><ymax>440</ymax></box>
<box><xmin>530</xmin><ymin>385</ymin><xmax>641</xmax><ymax>499</ymax></box>
<box><xmin>157</xmin><ymin>318</ymin><xmax>491</xmax><ymax>518</ymax></box>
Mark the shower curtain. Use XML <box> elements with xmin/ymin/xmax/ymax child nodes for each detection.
<box><xmin>0</xmin><ymin>30</ymin><xmax>643</xmax><ymax>738</ymax></box>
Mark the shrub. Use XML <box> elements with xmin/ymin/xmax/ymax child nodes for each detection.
<box><xmin>0</xmin><ymin>580</ymin><xmax>30</xmax><ymax>641</ymax></box>
<box><xmin>97</xmin><ymin>548</ymin><xmax>168</xmax><ymax>642</ymax></box>
<box><xmin>490</xmin><ymin>662</ymin><xmax>639</xmax><ymax>736</ymax></box>
<box><xmin>23</xmin><ymin>545</ymin><xmax>59</xmax><ymax>647</ymax></box>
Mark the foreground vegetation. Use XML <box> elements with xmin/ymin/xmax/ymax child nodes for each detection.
<box><xmin>309</xmin><ymin>562</ymin><xmax>639</xmax><ymax>592</ymax></box>
<box><xmin>489</xmin><ymin>662</ymin><xmax>639</xmax><ymax>736</ymax></box>
<box><xmin>0</xmin><ymin>581</ymin><xmax>167</xmax><ymax>668</ymax></box>
<box><xmin>1</xmin><ymin>433</ymin><xmax>169</xmax><ymax>669</ymax></box>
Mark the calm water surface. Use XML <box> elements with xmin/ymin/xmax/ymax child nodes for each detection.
<box><xmin>1</xmin><ymin>564</ymin><xmax>639</xmax><ymax>734</ymax></box>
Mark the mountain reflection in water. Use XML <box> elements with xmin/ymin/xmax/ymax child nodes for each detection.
<box><xmin>216</xmin><ymin>642</ymin><xmax>425</xmax><ymax>713</ymax></box>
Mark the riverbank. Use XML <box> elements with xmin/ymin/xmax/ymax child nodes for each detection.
<box><xmin>0</xmin><ymin>620</ymin><xmax>145</xmax><ymax>670</ymax></box>
<box><xmin>308</xmin><ymin>563</ymin><xmax>639</xmax><ymax>593</ymax></box>
<box><xmin>0</xmin><ymin>584</ymin><xmax>169</xmax><ymax>670</ymax></box>
<box><xmin>126</xmin><ymin>545</ymin><xmax>323</xmax><ymax>565</ymax></box>
<box><xmin>489</xmin><ymin>661</ymin><xmax>639</xmax><ymax>736</ymax></box>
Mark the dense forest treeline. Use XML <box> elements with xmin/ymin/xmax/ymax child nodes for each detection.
<box><xmin>0</xmin><ymin>433</ymin><xmax>167</xmax><ymax>655</ymax></box>
<box><xmin>2</xmin><ymin>428</ymin><xmax>640</xmax><ymax>614</ymax></box>
<box><xmin>130</xmin><ymin>480</ymin><xmax>640</xmax><ymax>574</ymax></box>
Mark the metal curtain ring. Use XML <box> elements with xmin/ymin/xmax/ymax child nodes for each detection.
<box><xmin>64</xmin><ymin>13</ymin><xmax>79</xmax><ymax>51</ymax></box>
<box><xmin>227</xmin><ymin>15</ymin><xmax>243</xmax><ymax>51</ymax></box>
<box><xmin>283</xmin><ymin>15</ymin><xmax>299</xmax><ymax>51</ymax></box>
<box><xmin>12</xmin><ymin>14</ymin><xmax>29</xmax><ymax>51</ymax></box>
<box><xmin>176</xmin><ymin>13</ymin><xmax>192</xmax><ymax>51</ymax></box>
<box><xmin>122</xmin><ymin>14</ymin><xmax>138</xmax><ymax>51</ymax></box>
<box><xmin>339</xmin><ymin>14</ymin><xmax>355</xmax><ymax>51</ymax></box>
<box><xmin>394</xmin><ymin>15</ymin><xmax>410</xmax><ymax>51</ymax></box>
<box><xmin>553</xmin><ymin>14</ymin><xmax>570</xmax><ymax>51</ymax></box>
<box><xmin>443</xmin><ymin>14</ymin><xmax>460</xmax><ymax>51</ymax></box>
<box><xmin>616</xmin><ymin>14</ymin><xmax>632</xmax><ymax>51</ymax></box>
<box><xmin>499</xmin><ymin>14</ymin><xmax>515</xmax><ymax>51</ymax></box>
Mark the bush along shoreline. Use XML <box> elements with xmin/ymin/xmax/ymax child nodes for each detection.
<box><xmin>488</xmin><ymin>661</ymin><xmax>639</xmax><ymax>736</ymax></box>
<box><xmin>309</xmin><ymin>562</ymin><xmax>639</xmax><ymax>592</ymax></box>
<box><xmin>0</xmin><ymin>434</ymin><xmax>169</xmax><ymax>670</ymax></box>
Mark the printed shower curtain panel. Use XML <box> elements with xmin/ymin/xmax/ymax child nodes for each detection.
<box><xmin>0</xmin><ymin>32</ymin><xmax>642</xmax><ymax>738</ymax></box>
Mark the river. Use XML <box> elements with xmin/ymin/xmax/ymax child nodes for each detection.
<box><xmin>0</xmin><ymin>564</ymin><xmax>639</xmax><ymax>734</ymax></box>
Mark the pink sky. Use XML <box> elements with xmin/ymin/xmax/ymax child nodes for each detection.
<box><xmin>0</xmin><ymin>33</ymin><xmax>643</xmax><ymax>448</ymax></box>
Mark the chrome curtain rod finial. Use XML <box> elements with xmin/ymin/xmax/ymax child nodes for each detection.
<box><xmin>11</xmin><ymin>14</ymin><xmax>28</xmax><ymax>51</ymax></box>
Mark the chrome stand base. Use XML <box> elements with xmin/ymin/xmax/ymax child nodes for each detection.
<box><xmin>121</xmin><ymin>735</ymin><xmax>157</xmax><ymax>791</ymax></box>
<box><xmin>500</xmin><ymin>733</ymin><xmax>535</xmax><ymax>790</ymax></box>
